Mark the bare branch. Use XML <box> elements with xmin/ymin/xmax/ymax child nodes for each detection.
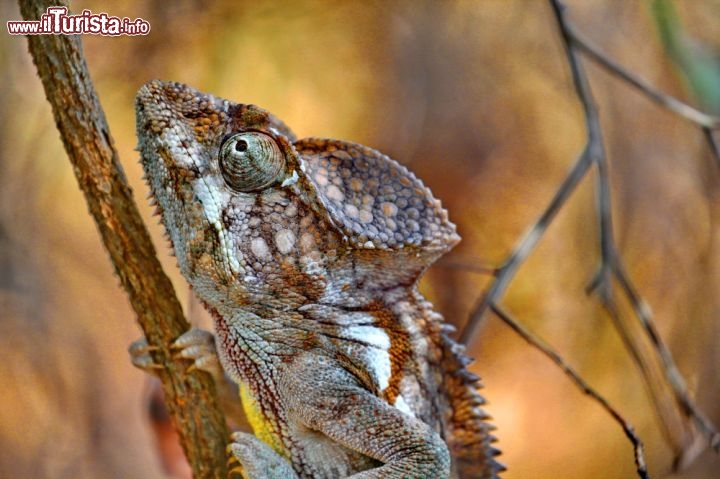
<box><xmin>461</xmin><ymin>0</ymin><xmax>719</xmax><ymax>470</ymax></box>
<box><xmin>561</xmin><ymin>12</ymin><xmax>720</xmax><ymax>170</ymax></box>
<box><xmin>19</xmin><ymin>1</ymin><xmax>230</xmax><ymax>477</ymax></box>
<box><xmin>568</xmin><ymin>24</ymin><xmax>720</xmax><ymax>129</ymax></box>
<box><xmin>556</xmin><ymin>0</ymin><xmax>720</xmax><ymax>459</ymax></box>
<box><xmin>491</xmin><ymin>305</ymin><xmax>649</xmax><ymax>479</ymax></box>
<box><xmin>556</xmin><ymin>0</ymin><xmax>720</xmax><ymax>462</ymax></box>
<box><xmin>459</xmin><ymin>146</ymin><xmax>594</xmax><ymax>343</ymax></box>
<box><xmin>611</xmin><ymin>262</ymin><xmax>720</xmax><ymax>453</ymax></box>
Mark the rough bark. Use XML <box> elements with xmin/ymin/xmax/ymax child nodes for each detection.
<box><xmin>19</xmin><ymin>1</ymin><xmax>230</xmax><ymax>477</ymax></box>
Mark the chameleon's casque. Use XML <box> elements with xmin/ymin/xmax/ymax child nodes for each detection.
<box><xmin>135</xmin><ymin>80</ymin><xmax>502</xmax><ymax>479</ymax></box>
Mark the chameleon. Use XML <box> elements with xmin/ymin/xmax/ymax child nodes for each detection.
<box><xmin>134</xmin><ymin>80</ymin><xmax>502</xmax><ymax>479</ymax></box>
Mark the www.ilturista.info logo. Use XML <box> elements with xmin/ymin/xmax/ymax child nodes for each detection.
<box><xmin>7</xmin><ymin>6</ymin><xmax>150</xmax><ymax>36</ymax></box>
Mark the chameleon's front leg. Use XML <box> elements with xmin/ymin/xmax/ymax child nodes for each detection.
<box><xmin>278</xmin><ymin>352</ymin><xmax>451</xmax><ymax>479</ymax></box>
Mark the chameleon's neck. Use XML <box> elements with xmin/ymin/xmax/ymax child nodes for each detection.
<box><xmin>202</xmin><ymin>286</ymin><xmax>422</xmax><ymax>385</ymax></box>
<box><xmin>207</xmin><ymin>303</ymin><xmax>305</xmax><ymax>373</ymax></box>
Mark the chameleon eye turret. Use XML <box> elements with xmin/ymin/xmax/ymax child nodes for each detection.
<box><xmin>219</xmin><ymin>131</ymin><xmax>285</xmax><ymax>192</ymax></box>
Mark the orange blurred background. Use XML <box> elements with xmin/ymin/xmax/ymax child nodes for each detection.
<box><xmin>1</xmin><ymin>1</ymin><xmax>718</xmax><ymax>478</ymax></box>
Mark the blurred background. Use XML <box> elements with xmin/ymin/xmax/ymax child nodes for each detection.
<box><xmin>1</xmin><ymin>0</ymin><xmax>719</xmax><ymax>477</ymax></box>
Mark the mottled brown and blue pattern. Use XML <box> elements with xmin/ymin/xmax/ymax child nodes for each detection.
<box><xmin>135</xmin><ymin>80</ymin><xmax>502</xmax><ymax>479</ymax></box>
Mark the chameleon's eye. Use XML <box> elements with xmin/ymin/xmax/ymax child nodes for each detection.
<box><xmin>219</xmin><ymin>132</ymin><xmax>285</xmax><ymax>192</ymax></box>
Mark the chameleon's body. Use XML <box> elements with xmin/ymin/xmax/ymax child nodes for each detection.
<box><xmin>135</xmin><ymin>80</ymin><xmax>501</xmax><ymax>478</ymax></box>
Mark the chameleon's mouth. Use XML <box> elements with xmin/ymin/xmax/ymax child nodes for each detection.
<box><xmin>136</xmin><ymin>80</ymin><xmax>224</xmax><ymax>186</ymax></box>
<box><xmin>135</xmin><ymin>81</ymin><xmax>205</xmax><ymax>267</ymax></box>
<box><xmin>135</xmin><ymin>80</ymin><xmax>172</xmax><ymax>135</ymax></box>
<box><xmin>136</xmin><ymin>79</ymin><xmax>230</xmax><ymax>143</ymax></box>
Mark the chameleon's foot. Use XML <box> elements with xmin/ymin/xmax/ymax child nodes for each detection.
<box><xmin>128</xmin><ymin>337</ymin><xmax>163</xmax><ymax>373</ymax></box>
<box><xmin>227</xmin><ymin>432</ymin><xmax>298</xmax><ymax>479</ymax></box>
<box><xmin>171</xmin><ymin>327</ymin><xmax>224</xmax><ymax>380</ymax></box>
<box><xmin>128</xmin><ymin>328</ymin><xmax>222</xmax><ymax>378</ymax></box>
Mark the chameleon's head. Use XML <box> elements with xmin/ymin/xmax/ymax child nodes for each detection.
<box><xmin>136</xmin><ymin>80</ymin><xmax>459</xmax><ymax>309</ymax></box>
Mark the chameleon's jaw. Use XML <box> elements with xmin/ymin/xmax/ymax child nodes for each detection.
<box><xmin>135</xmin><ymin>81</ymin><xmax>233</xmax><ymax>282</ymax></box>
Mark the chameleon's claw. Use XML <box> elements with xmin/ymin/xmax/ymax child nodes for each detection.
<box><xmin>128</xmin><ymin>337</ymin><xmax>163</xmax><ymax>373</ymax></box>
<box><xmin>129</xmin><ymin>337</ymin><xmax>160</xmax><ymax>354</ymax></box>
<box><xmin>226</xmin><ymin>441</ymin><xmax>246</xmax><ymax>478</ymax></box>
<box><xmin>170</xmin><ymin>326</ymin><xmax>213</xmax><ymax>349</ymax></box>
<box><xmin>170</xmin><ymin>327</ymin><xmax>223</xmax><ymax>379</ymax></box>
<box><xmin>227</xmin><ymin>452</ymin><xmax>244</xmax><ymax>477</ymax></box>
<box><xmin>228</xmin><ymin>465</ymin><xmax>245</xmax><ymax>478</ymax></box>
<box><xmin>227</xmin><ymin>432</ymin><xmax>298</xmax><ymax>478</ymax></box>
<box><xmin>130</xmin><ymin>330</ymin><xmax>226</xmax><ymax>381</ymax></box>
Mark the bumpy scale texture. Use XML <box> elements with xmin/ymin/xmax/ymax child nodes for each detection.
<box><xmin>136</xmin><ymin>80</ymin><xmax>502</xmax><ymax>479</ymax></box>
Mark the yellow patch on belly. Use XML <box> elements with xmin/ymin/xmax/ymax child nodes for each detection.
<box><xmin>238</xmin><ymin>381</ymin><xmax>288</xmax><ymax>458</ymax></box>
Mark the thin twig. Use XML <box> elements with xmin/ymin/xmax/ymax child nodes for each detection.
<box><xmin>461</xmin><ymin>0</ymin><xmax>718</xmax><ymax>470</ymax></box>
<box><xmin>491</xmin><ymin>304</ymin><xmax>649</xmax><ymax>479</ymax></box>
<box><xmin>569</xmin><ymin>25</ymin><xmax>720</xmax><ymax>129</ymax></box>
<box><xmin>591</xmin><ymin>281</ymin><xmax>687</xmax><ymax>455</ymax></box>
<box><xmin>458</xmin><ymin>146</ymin><xmax>593</xmax><ymax>343</ymax></box>
<box><xmin>555</xmin><ymin>0</ymin><xmax>720</xmax><ymax>457</ymax></box>
<box><xmin>553</xmin><ymin>4</ymin><xmax>668</xmax><ymax>471</ymax></box>
<box><xmin>612</xmin><ymin>262</ymin><xmax>720</xmax><ymax>452</ymax></box>
<box><xmin>577</xmin><ymin>17</ymin><xmax>691</xmax><ymax>450</ymax></box>
<box><xmin>564</xmin><ymin>16</ymin><xmax>720</xmax><ymax>170</ymax></box>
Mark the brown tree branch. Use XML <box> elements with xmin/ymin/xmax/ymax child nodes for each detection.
<box><xmin>491</xmin><ymin>305</ymin><xmax>649</xmax><ymax>479</ymax></box>
<box><xmin>458</xmin><ymin>145</ymin><xmax>594</xmax><ymax>344</ymax></box>
<box><xmin>461</xmin><ymin>0</ymin><xmax>719</xmax><ymax>473</ymax></box>
<box><xmin>553</xmin><ymin>0</ymin><xmax>720</xmax><ymax>460</ymax></box>
<box><xmin>568</xmin><ymin>25</ymin><xmax>720</xmax><ymax>129</ymax></box>
<box><xmin>563</xmin><ymin>16</ymin><xmax>720</xmax><ymax>168</ymax></box>
<box><xmin>19</xmin><ymin>1</ymin><xmax>230</xmax><ymax>477</ymax></box>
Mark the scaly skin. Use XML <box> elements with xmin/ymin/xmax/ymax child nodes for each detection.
<box><xmin>135</xmin><ymin>80</ymin><xmax>502</xmax><ymax>478</ymax></box>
